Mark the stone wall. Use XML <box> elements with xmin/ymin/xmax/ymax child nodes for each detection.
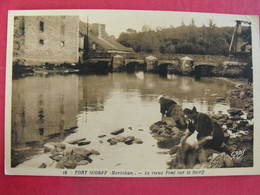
<box><xmin>21</xmin><ymin>16</ymin><xmax>79</xmax><ymax>66</ymax></box>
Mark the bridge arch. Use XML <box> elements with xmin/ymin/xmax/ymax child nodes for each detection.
<box><xmin>194</xmin><ymin>64</ymin><xmax>218</xmax><ymax>77</ymax></box>
<box><xmin>126</xmin><ymin>61</ymin><xmax>145</xmax><ymax>72</ymax></box>
<box><xmin>158</xmin><ymin>63</ymin><xmax>173</xmax><ymax>76</ymax></box>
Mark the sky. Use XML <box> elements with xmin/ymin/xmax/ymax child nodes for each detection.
<box><xmin>77</xmin><ymin>10</ymin><xmax>255</xmax><ymax>38</ymax></box>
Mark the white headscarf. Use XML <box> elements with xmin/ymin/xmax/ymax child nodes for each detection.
<box><xmin>157</xmin><ymin>95</ymin><xmax>164</xmax><ymax>102</ymax></box>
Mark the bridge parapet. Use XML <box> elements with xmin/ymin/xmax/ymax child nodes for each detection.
<box><xmin>87</xmin><ymin>58</ymin><xmax>112</xmax><ymax>64</ymax></box>
<box><xmin>125</xmin><ymin>59</ymin><xmax>145</xmax><ymax>65</ymax></box>
<box><xmin>158</xmin><ymin>60</ymin><xmax>178</xmax><ymax>66</ymax></box>
<box><xmin>194</xmin><ymin>62</ymin><xmax>218</xmax><ymax>67</ymax></box>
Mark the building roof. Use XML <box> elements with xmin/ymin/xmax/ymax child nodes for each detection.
<box><xmin>79</xmin><ymin>21</ymin><xmax>134</xmax><ymax>53</ymax></box>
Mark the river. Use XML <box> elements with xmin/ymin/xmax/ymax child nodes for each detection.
<box><xmin>11</xmin><ymin>72</ymin><xmax>236</xmax><ymax>169</ymax></box>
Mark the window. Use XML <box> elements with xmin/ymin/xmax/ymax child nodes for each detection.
<box><xmin>40</xmin><ymin>21</ymin><xmax>44</xmax><ymax>32</ymax></box>
<box><xmin>61</xmin><ymin>41</ymin><xmax>65</xmax><ymax>47</ymax></box>
<box><xmin>39</xmin><ymin>39</ymin><xmax>44</xmax><ymax>45</ymax></box>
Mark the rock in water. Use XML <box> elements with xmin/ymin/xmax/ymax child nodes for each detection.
<box><xmin>91</xmin><ymin>149</ymin><xmax>100</xmax><ymax>155</ymax></box>
<box><xmin>68</xmin><ymin>138</ymin><xmax>86</xmax><ymax>144</ymax></box>
<box><xmin>133</xmin><ymin>138</ymin><xmax>143</xmax><ymax>144</ymax></box>
<box><xmin>78</xmin><ymin>141</ymin><xmax>91</xmax><ymax>146</ymax></box>
<box><xmin>73</xmin><ymin>148</ymin><xmax>92</xmax><ymax>158</ymax></box>
<box><xmin>98</xmin><ymin>135</ymin><xmax>106</xmax><ymax>138</ymax></box>
<box><xmin>110</xmin><ymin>128</ymin><xmax>124</xmax><ymax>135</ymax></box>
<box><xmin>113</xmin><ymin>135</ymin><xmax>126</xmax><ymax>142</ymax></box>
<box><xmin>38</xmin><ymin>163</ymin><xmax>47</xmax><ymax>168</ymax></box>
<box><xmin>107</xmin><ymin>138</ymin><xmax>118</xmax><ymax>145</ymax></box>
<box><xmin>124</xmin><ymin>136</ymin><xmax>135</xmax><ymax>145</ymax></box>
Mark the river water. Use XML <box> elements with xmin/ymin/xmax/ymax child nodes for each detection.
<box><xmin>11</xmin><ymin>72</ymin><xmax>236</xmax><ymax>169</ymax></box>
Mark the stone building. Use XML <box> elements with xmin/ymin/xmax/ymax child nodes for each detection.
<box><xmin>13</xmin><ymin>16</ymin><xmax>79</xmax><ymax>66</ymax></box>
<box><xmin>13</xmin><ymin>16</ymin><xmax>133</xmax><ymax>66</ymax></box>
<box><xmin>79</xmin><ymin>22</ymin><xmax>134</xmax><ymax>54</ymax></box>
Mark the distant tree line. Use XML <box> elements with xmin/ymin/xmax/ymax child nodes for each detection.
<box><xmin>117</xmin><ymin>19</ymin><xmax>236</xmax><ymax>56</ymax></box>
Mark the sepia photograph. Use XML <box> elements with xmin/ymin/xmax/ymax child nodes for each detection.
<box><xmin>5</xmin><ymin>10</ymin><xmax>260</xmax><ymax>177</ymax></box>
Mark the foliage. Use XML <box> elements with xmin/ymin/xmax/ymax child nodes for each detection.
<box><xmin>117</xmin><ymin>20</ymin><xmax>237</xmax><ymax>56</ymax></box>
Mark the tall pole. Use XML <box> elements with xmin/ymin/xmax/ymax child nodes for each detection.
<box><xmin>83</xmin><ymin>16</ymin><xmax>89</xmax><ymax>60</ymax></box>
<box><xmin>86</xmin><ymin>16</ymin><xmax>89</xmax><ymax>54</ymax></box>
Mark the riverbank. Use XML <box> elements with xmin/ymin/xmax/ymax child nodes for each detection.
<box><xmin>150</xmin><ymin>81</ymin><xmax>253</xmax><ymax>168</ymax></box>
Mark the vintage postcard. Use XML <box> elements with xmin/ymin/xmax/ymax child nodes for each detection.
<box><xmin>5</xmin><ymin>9</ymin><xmax>260</xmax><ymax>177</ymax></box>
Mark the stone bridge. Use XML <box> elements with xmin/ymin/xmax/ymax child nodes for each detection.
<box><xmin>83</xmin><ymin>55</ymin><xmax>248</xmax><ymax>77</ymax></box>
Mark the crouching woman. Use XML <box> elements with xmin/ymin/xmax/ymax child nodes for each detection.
<box><xmin>158</xmin><ymin>95</ymin><xmax>186</xmax><ymax>129</ymax></box>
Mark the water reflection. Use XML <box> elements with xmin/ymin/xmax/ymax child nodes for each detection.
<box><xmin>11</xmin><ymin>72</ymin><xmax>235</xmax><ymax>167</ymax></box>
<box><xmin>12</xmin><ymin>75</ymin><xmax>79</xmax><ymax>148</ymax></box>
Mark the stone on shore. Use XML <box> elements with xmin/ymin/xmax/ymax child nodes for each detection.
<box><xmin>54</xmin><ymin>143</ymin><xmax>66</xmax><ymax>150</ymax></box>
<box><xmin>226</xmin><ymin>120</ymin><xmax>233</xmax><ymax>127</ymax></box>
<box><xmin>209</xmin><ymin>152</ymin><xmax>234</xmax><ymax>168</ymax></box>
<box><xmin>247</xmin><ymin>113</ymin><xmax>253</xmax><ymax>120</ymax></box>
<box><xmin>157</xmin><ymin>135</ymin><xmax>182</xmax><ymax>149</ymax></box>
<box><xmin>212</xmin><ymin>114</ymin><xmax>223</xmax><ymax>120</ymax></box>
<box><xmin>98</xmin><ymin>135</ymin><xmax>106</xmax><ymax>138</ymax></box>
<box><xmin>63</xmin><ymin>149</ymin><xmax>73</xmax><ymax>156</ymax></box>
<box><xmin>55</xmin><ymin>162</ymin><xmax>65</xmax><ymax>169</ymax></box>
<box><xmin>70</xmin><ymin>153</ymin><xmax>85</xmax><ymax>162</ymax></box>
<box><xmin>49</xmin><ymin>154</ymin><xmax>62</xmax><ymax>162</ymax></box>
<box><xmin>63</xmin><ymin>160</ymin><xmax>77</xmax><ymax>169</ymax></box>
<box><xmin>50</xmin><ymin>148</ymin><xmax>57</xmax><ymax>154</ymax></box>
<box><xmin>68</xmin><ymin>138</ymin><xmax>86</xmax><ymax>144</ymax></box>
<box><xmin>232</xmin><ymin>115</ymin><xmax>241</xmax><ymax>121</ymax></box>
<box><xmin>110</xmin><ymin>128</ymin><xmax>124</xmax><ymax>135</ymax></box>
<box><xmin>77</xmin><ymin>160</ymin><xmax>89</xmax><ymax>166</ymax></box>
<box><xmin>228</xmin><ymin>108</ymin><xmax>243</xmax><ymax>116</ymax></box>
<box><xmin>43</xmin><ymin>143</ymin><xmax>55</xmax><ymax>153</ymax></box>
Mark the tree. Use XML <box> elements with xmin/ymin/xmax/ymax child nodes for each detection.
<box><xmin>126</xmin><ymin>28</ymin><xmax>137</xmax><ymax>34</ymax></box>
<box><xmin>190</xmin><ymin>18</ymin><xmax>195</xmax><ymax>27</ymax></box>
<box><xmin>117</xmin><ymin>21</ymin><xmax>233</xmax><ymax>56</ymax></box>
<box><xmin>142</xmin><ymin>25</ymin><xmax>153</xmax><ymax>32</ymax></box>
